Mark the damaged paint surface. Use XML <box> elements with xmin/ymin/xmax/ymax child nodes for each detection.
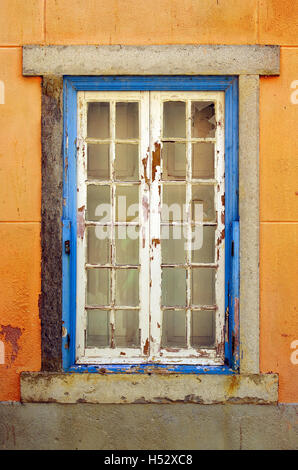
<box><xmin>20</xmin><ymin>372</ymin><xmax>278</xmax><ymax>405</ymax></box>
<box><xmin>0</xmin><ymin>325</ymin><xmax>22</xmax><ymax>364</ymax></box>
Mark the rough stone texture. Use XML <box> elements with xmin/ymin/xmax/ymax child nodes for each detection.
<box><xmin>40</xmin><ymin>76</ymin><xmax>64</xmax><ymax>371</ymax></box>
<box><xmin>20</xmin><ymin>372</ymin><xmax>278</xmax><ymax>405</ymax></box>
<box><xmin>0</xmin><ymin>402</ymin><xmax>297</xmax><ymax>450</ymax></box>
<box><xmin>23</xmin><ymin>45</ymin><xmax>280</xmax><ymax>77</ymax></box>
<box><xmin>239</xmin><ymin>75</ymin><xmax>260</xmax><ymax>374</ymax></box>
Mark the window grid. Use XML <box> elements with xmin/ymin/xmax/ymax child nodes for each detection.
<box><xmin>76</xmin><ymin>92</ymin><xmax>150</xmax><ymax>361</ymax></box>
<box><xmin>150</xmin><ymin>92</ymin><xmax>225</xmax><ymax>363</ymax></box>
<box><xmin>76</xmin><ymin>90</ymin><xmax>225</xmax><ymax>365</ymax></box>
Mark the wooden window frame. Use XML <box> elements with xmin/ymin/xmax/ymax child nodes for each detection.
<box><xmin>62</xmin><ymin>76</ymin><xmax>239</xmax><ymax>374</ymax></box>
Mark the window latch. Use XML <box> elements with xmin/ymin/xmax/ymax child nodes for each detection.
<box><xmin>65</xmin><ymin>240</ymin><xmax>70</xmax><ymax>255</ymax></box>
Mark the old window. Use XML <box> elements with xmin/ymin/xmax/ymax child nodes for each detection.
<box><xmin>63</xmin><ymin>77</ymin><xmax>239</xmax><ymax>373</ymax></box>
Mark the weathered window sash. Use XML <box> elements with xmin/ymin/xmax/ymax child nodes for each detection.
<box><xmin>75</xmin><ymin>90</ymin><xmax>225</xmax><ymax>365</ymax></box>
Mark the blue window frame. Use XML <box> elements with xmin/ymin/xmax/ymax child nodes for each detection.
<box><xmin>62</xmin><ymin>76</ymin><xmax>239</xmax><ymax>374</ymax></box>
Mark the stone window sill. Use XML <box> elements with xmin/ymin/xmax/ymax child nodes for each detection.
<box><xmin>20</xmin><ymin>372</ymin><xmax>278</xmax><ymax>405</ymax></box>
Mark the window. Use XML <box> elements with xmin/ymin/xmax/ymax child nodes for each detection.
<box><xmin>63</xmin><ymin>76</ymin><xmax>239</xmax><ymax>373</ymax></box>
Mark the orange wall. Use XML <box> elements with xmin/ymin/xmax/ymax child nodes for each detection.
<box><xmin>0</xmin><ymin>0</ymin><xmax>297</xmax><ymax>402</ymax></box>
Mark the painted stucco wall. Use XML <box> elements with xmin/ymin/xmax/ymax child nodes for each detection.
<box><xmin>0</xmin><ymin>0</ymin><xmax>297</xmax><ymax>405</ymax></box>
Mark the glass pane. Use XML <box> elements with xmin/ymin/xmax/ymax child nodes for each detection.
<box><xmin>163</xmin><ymin>101</ymin><xmax>186</xmax><ymax>138</ymax></box>
<box><xmin>162</xmin><ymin>268</ymin><xmax>186</xmax><ymax>307</ymax></box>
<box><xmin>192</xmin><ymin>267</ymin><xmax>215</xmax><ymax>305</ymax></box>
<box><xmin>87</xmin><ymin>226</ymin><xmax>110</xmax><ymax>265</ymax></box>
<box><xmin>162</xmin><ymin>184</ymin><xmax>186</xmax><ymax>222</ymax></box>
<box><xmin>192</xmin><ymin>185</ymin><xmax>215</xmax><ymax>222</ymax></box>
<box><xmin>115</xmin><ymin>230</ymin><xmax>139</xmax><ymax>265</ymax></box>
<box><xmin>161</xmin><ymin>310</ymin><xmax>186</xmax><ymax>348</ymax></box>
<box><xmin>87</xmin><ymin>102</ymin><xmax>110</xmax><ymax>139</ymax></box>
<box><xmin>86</xmin><ymin>309</ymin><xmax>110</xmax><ymax>348</ymax></box>
<box><xmin>162</xmin><ymin>143</ymin><xmax>186</xmax><ymax>180</ymax></box>
<box><xmin>161</xmin><ymin>225</ymin><xmax>187</xmax><ymax>264</ymax></box>
<box><xmin>192</xmin><ymin>143</ymin><xmax>214</xmax><ymax>179</ymax></box>
<box><xmin>116</xmin><ymin>185</ymin><xmax>139</xmax><ymax>222</ymax></box>
<box><xmin>115</xmin><ymin>269</ymin><xmax>139</xmax><ymax>306</ymax></box>
<box><xmin>87</xmin><ymin>185</ymin><xmax>111</xmax><ymax>222</ymax></box>
<box><xmin>115</xmin><ymin>144</ymin><xmax>139</xmax><ymax>181</ymax></box>
<box><xmin>87</xmin><ymin>268</ymin><xmax>110</xmax><ymax>305</ymax></box>
<box><xmin>192</xmin><ymin>226</ymin><xmax>215</xmax><ymax>263</ymax></box>
<box><xmin>191</xmin><ymin>101</ymin><xmax>216</xmax><ymax>138</ymax></box>
<box><xmin>191</xmin><ymin>310</ymin><xmax>215</xmax><ymax>347</ymax></box>
<box><xmin>87</xmin><ymin>144</ymin><xmax>110</xmax><ymax>180</ymax></box>
<box><xmin>116</xmin><ymin>102</ymin><xmax>139</xmax><ymax>139</ymax></box>
<box><xmin>115</xmin><ymin>310</ymin><xmax>140</xmax><ymax>348</ymax></box>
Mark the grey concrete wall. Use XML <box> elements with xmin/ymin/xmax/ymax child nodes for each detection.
<box><xmin>0</xmin><ymin>403</ymin><xmax>297</xmax><ymax>450</ymax></box>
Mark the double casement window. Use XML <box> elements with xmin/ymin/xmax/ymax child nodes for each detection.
<box><xmin>63</xmin><ymin>77</ymin><xmax>239</xmax><ymax>372</ymax></box>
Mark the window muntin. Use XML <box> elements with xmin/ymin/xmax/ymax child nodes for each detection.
<box><xmin>76</xmin><ymin>90</ymin><xmax>225</xmax><ymax>365</ymax></box>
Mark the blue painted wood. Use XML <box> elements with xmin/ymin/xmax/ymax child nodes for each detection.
<box><xmin>62</xmin><ymin>219</ymin><xmax>71</xmax><ymax>368</ymax></box>
<box><xmin>67</xmin><ymin>364</ymin><xmax>236</xmax><ymax>375</ymax></box>
<box><xmin>231</xmin><ymin>221</ymin><xmax>240</xmax><ymax>371</ymax></box>
<box><xmin>63</xmin><ymin>79</ymin><xmax>78</xmax><ymax>368</ymax></box>
<box><xmin>223</xmin><ymin>78</ymin><xmax>239</xmax><ymax>370</ymax></box>
<box><xmin>64</xmin><ymin>75</ymin><xmax>236</xmax><ymax>91</ymax></box>
<box><xmin>62</xmin><ymin>75</ymin><xmax>239</xmax><ymax>374</ymax></box>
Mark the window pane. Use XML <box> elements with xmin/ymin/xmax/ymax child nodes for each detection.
<box><xmin>115</xmin><ymin>310</ymin><xmax>140</xmax><ymax>348</ymax></box>
<box><xmin>162</xmin><ymin>268</ymin><xmax>186</xmax><ymax>307</ymax></box>
<box><xmin>162</xmin><ymin>143</ymin><xmax>186</xmax><ymax>180</ymax></box>
<box><xmin>161</xmin><ymin>225</ymin><xmax>187</xmax><ymax>264</ymax></box>
<box><xmin>86</xmin><ymin>309</ymin><xmax>110</xmax><ymax>348</ymax></box>
<box><xmin>87</xmin><ymin>185</ymin><xmax>111</xmax><ymax>222</ymax></box>
<box><xmin>87</xmin><ymin>144</ymin><xmax>110</xmax><ymax>180</ymax></box>
<box><xmin>87</xmin><ymin>226</ymin><xmax>110</xmax><ymax>265</ymax></box>
<box><xmin>192</xmin><ymin>226</ymin><xmax>215</xmax><ymax>263</ymax></box>
<box><xmin>162</xmin><ymin>184</ymin><xmax>186</xmax><ymax>222</ymax></box>
<box><xmin>115</xmin><ymin>269</ymin><xmax>139</xmax><ymax>306</ymax></box>
<box><xmin>191</xmin><ymin>310</ymin><xmax>215</xmax><ymax>347</ymax></box>
<box><xmin>163</xmin><ymin>101</ymin><xmax>186</xmax><ymax>138</ymax></box>
<box><xmin>192</xmin><ymin>185</ymin><xmax>215</xmax><ymax>222</ymax></box>
<box><xmin>116</xmin><ymin>102</ymin><xmax>139</xmax><ymax>139</ymax></box>
<box><xmin>116</xmin><ymin>185</ymin><xmax>139</xmax><ymax>222</ymax></box>
<box><xmin>115</xmin><ymin>144</ymin><xmax>138</xmax><ymax>181</ymax></box>
<box><xmin>192</xmin><ymin>267</ymin><xmax>215</xmax><ymax>305</ymax></box>
<box><xmin>192</xmin><ymin>143</ymin><xmax>214</xmax><ymax>179</ymax></box>
<box><xmin>191</xmin><ymin>101</ymin><xmax>215</xmax><ymax>138</ymax></box>
<box><xmin>115</xmin><ymin>229</ymin><xmax>139</xmax><ymax>265</ymax></box>
<box><xmin>87</xmin><ymin>268</ymin><xmax>110</xmax><ymax>305</ymax></box>
<box><xmin>87</xmin><ymin>102</ymin><xmax>110</xmax><ymax>139</ymax></box>
<box><xmin>161</xmin><ymin>310</ymin><xmax>186</xmax><ymax>348</ymax></box>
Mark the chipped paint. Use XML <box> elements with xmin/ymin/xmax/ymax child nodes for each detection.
<box><xmin>152</xmin><ymin>142</ymin><xmax>161</xmax><ymax>181</ymax></box>
<box><xmin>232</xmin><ymin>297</ymin><xmax>240</xmax><ymax>362</ymax></box>
<box><xmin>143</xmin><ymin>338</ymin><xmax>149</xmax><ymax>355</ymax></box>
<box><xmin>152</xmin><ymin>238</ymin><xmax>160</xmax><ymax>247</ymax></box>
<box><xmin>77</xmin><ymin>205</ymin><xmax>85</xmax><ymax>239</ymax></box>
<box><xmin>142</xmin><ymin>195</ymin><xmax>149</xmax><ymax>222</ymax></box>
<box><xmin>141</xmin><ymin>154</ymin><xmax>150</xmax><ymax>186</ymax></box>
<box><xmin>0</xmin><ymin>325</ymin><xmax>22</xmax><ymax>364</ymax></box>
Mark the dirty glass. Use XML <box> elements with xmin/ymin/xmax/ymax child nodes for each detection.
<box><xmin>116</xmin><ymin>102</ymin><xmax>139</xmax><ymax>139</ymax></box>
<box><xmin>115</xmin><ymin>310</ymin><xmax>140</xmax><ymax>348</ymax></box>
<box><xmin>163</xmin><ymin>101</ymin><xmax>186</xmax><ymax>138</ymax></box>
<box><xmin>161</xmin><ymin>310</ymin><xmax>186</xmax><ymax>348</ymax></box>
<box><xmin>86</xmin><ymin>309</ymin><xmax>110</xmax><ymax>347</ymax></box>
<box><xmin>87</xmin><ymin>143</ymin><xmax>110</xmax><ymax>180</ymax></box>
<box><xmin>115</xmin><ymin>143</ymin><xmax>139</xmax><ymax>181</ymax></box>
<box><xmin>191</xmin><ymin>310</ymin><xmax>215</xmax><ymax>347</ymax></box>
<box><xmin>87</xmin><ymin>102</ymin><xmax>110</xmax><ymax>139</ymax></box>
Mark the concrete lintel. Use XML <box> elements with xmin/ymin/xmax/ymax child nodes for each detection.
<box><xmin>20</xmin><ymin>372</ymin><xmax>278</xmax><ymax>405</ymax></box>
<box><xmin>23</xmin><ymin>45</ymin><xmax>280</xmax><ymax>77</ymax></box>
